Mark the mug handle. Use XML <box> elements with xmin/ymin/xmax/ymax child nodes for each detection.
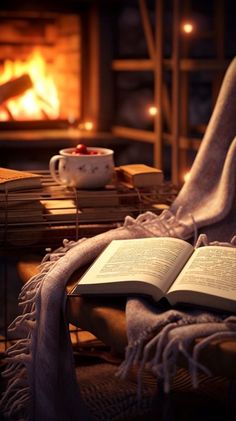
<box><xmin>49</xmin><ymin>155</ymin><xmax>64</xmax><ymax>185</ymax></box>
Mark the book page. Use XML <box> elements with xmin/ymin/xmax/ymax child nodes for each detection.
<box><xmin>78</xmin><ymin>237</ymin><xmax>193</xmax><ymax>293</ymax></box>
<box><xmin>168</xmin><ymin>246</ymin><xmax>236</xmax><ymax>301</ymax></box>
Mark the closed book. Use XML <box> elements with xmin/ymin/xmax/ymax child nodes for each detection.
<box><xmin>41</xmin><ymin>199</ymin><xmax>80</xmax><ymax>222</ymax></box>
<box><xmin>116</xmin><ymin>164</ymin><xmax>163</xmax><ymax>188</ymax></box>
<box><xmin>0</xmin><ymin>200</ymin><xmax>44</xmax><ymax>223</ymax></box>
<box><xmin>0</xmin><ymin>167</ymin><xmax>42</xmax><ymax>191</ymax></box>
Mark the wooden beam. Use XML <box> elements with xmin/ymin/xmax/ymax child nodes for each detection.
<box><xmin>112</xmin><ymin>126</ymin><xmax>156</xmax><ymax>143</ymax></box>
<box><xmin>82</xmin><ymin>4</ymin><xmax>100</xmax><ymax>129</ymax></box>
<box><xmin>179</xmin><ymin>0</ymin><xmax>191</xmax><ymax>176</ymax></box>
<box><xmin>154</xmin><ymin>0</ymin><xmax>163</xmax><ymax>168</ymax></box>
<box><xmin>164</xmin><ymin>58</ymin><xmax>229</xmax><ymax>71</ymax></box>
<box><xmin>112</xmin><ymin>59</ymin><xmax>154</xmax><ymax>71</ymax></box>
<box><xmin>139</xmin><ymin>0</ymin><xmax>156</xmax><ymax>60</ymax></box>
<box><xmin>163</xmin><ymin>132</ymin><xmax>201</xmax><ymax>150</ymax></box>
<box><xmin>139</xmin><ymin>0</ymin><xmax>172</xmax><ymax>138</ymax></box>
<box><xmin>89</xmin><ymin>4</ymin><xmax>100</xmax><ymax>128</ymax></box>
<box><xmin>172</xmin><ymin>0</ymin><xmax>181</xmax><ymax>185</ymax></box>
<box><xmin>111</xmin><ymin>126</ymin><xmax>202</xmax><ymax>151</ymax></box>
<box><xmin>139</xmin><ymin>0</ymin><xmax>172</xmax><ymax>135</ymax></box>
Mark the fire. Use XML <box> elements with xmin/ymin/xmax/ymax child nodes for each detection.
<box><xmin>0</xmin><ymin>50</ymin><xmax>60</xmax><ymax>121</ymax></box>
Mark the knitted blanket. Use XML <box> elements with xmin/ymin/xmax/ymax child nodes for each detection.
<box><xmin>1</xmin><ymin>58</ymin><xmax>236</xmax><ymax>420</ymax></box>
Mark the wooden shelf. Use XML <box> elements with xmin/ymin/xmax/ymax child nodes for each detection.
<box><xmin>112</xmin><ymin>59</ymin><xmax>154</xmax><ymax>71</ymax></box>
<box><xmin>108</xmin><ymin>0</ymin><xmax>232</xmax><ymax>185</ymax></box>
<box><xmin>0</xmin><ymin>129</ymin><xmax>115</xmax><ymax>147</ymax></box>
<box><xmin>164</xmin><ymin>58</ymin><xmax>229</xmax><ymax>72</ymax></box>
<box><xmin>111</xmin><ymin>126</ymin><xmax>156</xmax><ymax>143</ymax></box>
<box><xmin>111</xmin><ymin>127</ymin><xmax>202</xmax><ymax>152</ymax></box>
<box><xmin>112</xmin><ymin>58</ymin><xmax>230</xmax><ymax>73</ymax></box>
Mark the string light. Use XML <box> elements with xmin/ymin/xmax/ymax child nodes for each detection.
<box><xmin>183</xmin><ymin>171</ymin><xmax>191</xmax><ymax>182</ymax></box>
<box><xmin>84</xmin><ymin>121</ymin><xmax>94</xmax><ymax>131</ymax></box>
<box><xmin>182</xmin><ymin>22</ymin><xmax>194</xmax><ymax>34</ymax></box>
<box><xmin>148</xmin><ymin>106</ymin><xmax>158</xmax><ymax>116</ymax></box>
<box><xmin>79</xmin><ymin>121</ymin><xmax>94</xmax><ymax>131</ymax></box>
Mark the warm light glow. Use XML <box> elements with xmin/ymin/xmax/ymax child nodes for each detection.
<box><xmin>184</xmin><ymin>171</ymin><xmax>191</xmax><ymax>182</ymax></box>
<box><xmin>182</xmin><ymin>22</ymin><xmax>194</xmax><ymax>34</ymax></box>
<box><xmin>0</xmin><ymin>109</ymin><xmax>9</xmax><ymax>120</ymax></box>
<box><xmin>0</xmin><ymin>50</ymin><xmax>60</xmax><ymax>121</ymax></box>
<box><xmin>148</xmin><ymin>106</ymin><xmax>158</xmax><ymax>116</ymax></box>
<box><xmin>83</xmin><ymin>121</ymin><xmax>94</xmax><ymax>131</ymax></box>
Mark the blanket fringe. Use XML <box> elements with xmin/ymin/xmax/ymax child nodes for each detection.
<box><xmin>1</xmin><ymin>213</ymin><xmax>235</xmax><ymax>419</ymax></box>
<box><xmin>117</xmin><ymin>314</ymin><xmax>236</xmax><ymax>396</ymax></box>
<box><xmin>0</xmin><ymin>239</ymin><xmax>75</xmax><ymax>420</ymax></box>
<box><xmin>117</xmin><ymin>236</ymin><xmax>236</xmax><ymax>396</ymax></box>
<box><xmin>124</xmin><ymin>207</ymin><xmax>198</xmax><ymax>244</ymax></box>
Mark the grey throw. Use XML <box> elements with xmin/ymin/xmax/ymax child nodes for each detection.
<box><xmin>1</xmin><ymin>58</ymin><xmax>236</xmax><ymax>420</ymax></box>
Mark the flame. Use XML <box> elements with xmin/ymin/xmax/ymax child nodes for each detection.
<box><xmin>0</xmin><ymin>50</ymin><xmax>60</xmax><ymax>121</ymax></box>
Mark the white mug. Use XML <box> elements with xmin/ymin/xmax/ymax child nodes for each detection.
<box><xmin>49</xmin><ymin>147</ymin><xmax>115</xmax><ymax>189</ymax></box>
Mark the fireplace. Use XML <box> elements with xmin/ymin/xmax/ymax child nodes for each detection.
<box><xmin>0</xmin><ymin>3</ymin><xmax>117</xmax><ymax>169</ymax></box>
<box><xmin>0</xmin><ymin>3</ymin><xmax>135</xmax><ymax>172</ymax></box>
<box><xmin>0</xmin><ymin>10</ymin><xmax>81</xmax><ymax>127</ymax></box>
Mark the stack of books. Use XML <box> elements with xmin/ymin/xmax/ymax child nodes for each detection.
<box><xmin>0</xmin><ymin>167</ymin><xmax>42</xmax><ymax>192</ymax></box>
<box><xmin>0</xmin><ymin>167</ymin><xmax>43</xmax><ymax>224</ymax></box>
<box><xmin>0</xmin><ymin>167</ymin><xmax>43</xmax><ymax>245</ymax></box>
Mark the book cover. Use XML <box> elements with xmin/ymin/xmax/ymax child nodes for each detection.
<box><xmin>0</xmin><ymin>167</ymin><xmax>42</xmax><ymax>191</ymax></box>
<box><xmin>116</xmin><ymin>164</ymin><xmax>163</xmax><ymax>188</ymax></box>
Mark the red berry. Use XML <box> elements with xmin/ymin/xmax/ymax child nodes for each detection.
<box><xmin>89</xmin><ymin>150</ymin><xmax>99</xmax><ymax>155</ymax></box>
<box><xmin>75</xmin><ymin>144</ymin><xmax>88</xmax><ymax>154</ymax></box>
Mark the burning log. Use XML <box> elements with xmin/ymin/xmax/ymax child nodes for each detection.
<box><xmin>2</xmin><ymin>104</ymin><xmax>14</xmax><ymax>120</ymax></box>
<box><xmin>0</xmin><ymin>74</ymin><xmax>33</xmax><ymax>105</ymax></box>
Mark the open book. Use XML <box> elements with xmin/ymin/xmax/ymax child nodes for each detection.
<box><xmin>69</xmin><ymin>237</ymin><xmax>236</xmax><ymax>313</ymax></box>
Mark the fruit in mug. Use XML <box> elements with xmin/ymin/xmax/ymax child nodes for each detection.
<box><xmin>72</xmin><ymin>144</ymin><xmax>101</xmax><ymax>155</ymax></box>
<box><xmin>74</xmin><ymin>144</ymin><xmax>89</xmax><ymax>154</ymax></box>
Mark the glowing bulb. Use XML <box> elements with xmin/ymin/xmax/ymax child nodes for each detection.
<box><xmin>148</xmin><ymin>106</ymin><xmax>158</xmax><ymax>116</ymax></box>
<box><xmin>184</xmin><ymin>171</ymin><xmax>191</xmax><ymax>182</ymax></box>
<box><xmin>84</xmin><ymin>121</ymin><xmax>94</xmax><ymax>131</ymax></box>
<box><xmin>182</xmin><ymin>22</ymin><xmax>194</xmax><ymax>34</ymax></box>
